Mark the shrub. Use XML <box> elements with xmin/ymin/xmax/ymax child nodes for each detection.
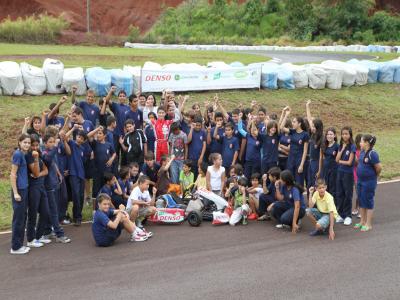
<box><xmin>127</xmin><ymin>25</ymin><xmax>141</xmax><ymax>42</ymax></box>
<box><xmin>0</xmin><ymin>14</ymin><xmax>69</xmax><ymax>44</ymax></box>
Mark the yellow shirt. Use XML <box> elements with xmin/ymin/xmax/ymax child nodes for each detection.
<box><xmin>195</xmin><ymin>175</ymin><xmax>207</xmax><ymax>190</ymax></box>
<box><xmin>312</xmin><ymin>191</ymin><xmax>338</xmax><ymax>218</ymax></box>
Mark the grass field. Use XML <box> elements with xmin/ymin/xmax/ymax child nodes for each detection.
<box><xmin>0</xmin><ymin>43</ymin><xmax>399</xmax><ymax>230</ymax></box>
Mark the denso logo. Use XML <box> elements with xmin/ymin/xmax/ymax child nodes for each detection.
<box><xmin>158</xmin><ymin>214</ymin><xmax>184</xmax><ymax>222</ymax></box>
<box><xmin>145</xmin><ymin>74</ymin><xmax>172</xmax><ymax>82</ymax></box>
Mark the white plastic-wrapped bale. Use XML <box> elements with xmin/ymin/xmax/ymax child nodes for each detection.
<box><xmin>85</xmin><ymin>67</ymin><xmax>111</xmax><ymax>97</ymax></box>
<box><xmin>20</xmin><ymin>62</ymin><xmax>47</xmax><ymax>95</ymax></box>
<box><xmin>305</xmin><ymin>65</ymin><xmax>327</xmax><ymax>90</ymax></box>
<box><xmin>319</xmin><ymin>64</ymin><xmax>343</xmax><ymax>89</ymax></box>
<box><xmin>282</xmin><ymin>63</ymin><xmax>308</xmax><ymax>88</ymax></box>
<box><xmin>277</xmin><ymin>65</ymin><xmax>295</xmax><ymax>89</ymax></box>
<box><xmin>321</xmin><ymin>60</ymin><xmax>356</xmax><ymax>87</ymax></box>
<box><xmin>348</xmin><ymin>60</ymin><xmax>380</xmax><ymax>84</ymax></box>
<box><xmin>349</xmin><ymin>63</ymin><xmax>368</xmax><ymax>86</ymax></box>
<box><xmin>0</xmin><ymin>61</ymin><xmax>24</xmax><ymax>95</ymax></box>
<box><xmin>389</xmin><ymin>60</ymin><xmax>400</xmax><ymax>83</ymax></box>
<box><xmin>123</xmin><ymin>65</ymin><xmax>141</xmax><ymax>95</ymax></box>
<box><xmin>110</xmin><ymin>69</ymin><xmax>134</xmax><ymax>97</ymax></box>
<box><xmin>43</xmin><ymin>58</ymin><xmax>65</xmax><ymax>94</ymax></box>
<box><xmin>63</xmin><ymin>67</ymin><xmax>87</xmax><ymax>95</ymax></box>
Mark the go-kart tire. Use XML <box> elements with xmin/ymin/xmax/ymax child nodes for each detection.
<box><xmin>187</xmin><ymin>211</ymin><xmax>202</xmax><ymax>227</ymax></box>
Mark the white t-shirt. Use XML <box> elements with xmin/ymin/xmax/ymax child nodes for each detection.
<box><xmin>207</xmin><ymin>165</ymin><xmax>225</xmax><ymax>191</ymax></box>
<box><xmin>252</xmin><ymin>187</ymin><xmax>263</xmax><ymax>200</ymax></box>
<box><xmin>127</xmin><ymin>186</ymin><xmax>151</xmax><ymax>210</ymax></box>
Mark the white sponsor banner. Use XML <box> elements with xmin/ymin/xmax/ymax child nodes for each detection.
<box><xmin>141</xmin><ymin>66</ymin><xmax>261</xmax><ymax>92</ymax></box>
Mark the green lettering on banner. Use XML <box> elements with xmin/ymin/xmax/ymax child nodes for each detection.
<box><xmin>234</xmin><ymin>71</ymin><xmax>248</xmax><ymax>79</ymax></box>
<box><xmin>175</xmin><ymin>74</ymin><xmax>180</xmax><ymax>81</ymax></box>
<box><xmin>213</xmin><ymin>72</ymin><xmax>221</xmax><ymax>80</ymax></box>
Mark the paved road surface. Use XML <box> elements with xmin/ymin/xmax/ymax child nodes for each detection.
<box><xmin>0</xmin><ymin>182</ymin><xmax>399</xmax><ymax>300</ymax></box>
<box><xmin>235</xmin><ymin>50</ymin><xmax>376</xmax><ymax>63</ymax></box>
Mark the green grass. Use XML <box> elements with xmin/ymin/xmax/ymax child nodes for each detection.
<box><xmin>0</xmin><ymin>43</ymin><xmax>268</xmax><ymax>68</ymax></box>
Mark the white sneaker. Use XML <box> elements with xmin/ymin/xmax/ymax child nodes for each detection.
<box><xmin>10</xmin><ymin>246</ymin><xmax>30</xmax><ymax>255</ymax></box>
<box><xmin>336</xmin><ymin>216</ymin><xmax>344</xmax><ymax>223</ymax></box>
<box><xmin>38</xmin><ymin>236</ymin><xmax>52</xmax><ymax>244</ymax></box>
<box><xmin>141</xmin><ymin>227</ymin><xmax>153</xmax><ymax>238</ymax></box>
<box><xmin>27</xmin><ymin>239</ymin><xmax>44</xmax><ymax>248</ymax></box>
<box><xmin>344</xmin><ymin>217</ymin><xmax>352</xmax><ymax>226</ymax></box>
<box><xmin>130</xmin><ymin>232</ymin><xmax>148</xmax><ymax>242</ymax></box>
<box><xmin>276</xmin><ymin>224</ymin><xmax>290</xmax><ymax>229</ymax></box>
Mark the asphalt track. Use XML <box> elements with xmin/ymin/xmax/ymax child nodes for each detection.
<box><xmin>235</xmin><ymin>50</ymin><xmax>376</xmax><ymax>63</ymax></box>
<box><xmin>0</xmin><ymin>182</ymin><xmax>399</xmax><ymax>300</ymax></box>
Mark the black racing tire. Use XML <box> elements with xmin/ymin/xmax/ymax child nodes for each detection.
<box><xmin>187</xmin><ymin>210</ymin><xmax>202</xmax><ymax>227</ymax></box>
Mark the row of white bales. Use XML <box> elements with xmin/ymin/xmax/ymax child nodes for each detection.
<box><xmin>1</xmin><ymin>57</ymin><xmax>400</xmax><ymax>96</ymax></box>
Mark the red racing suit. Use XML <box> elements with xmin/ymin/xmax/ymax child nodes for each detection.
<box><xmin>152</xmin><ymin>119</ymin><xmax>173</xmax><ymax>162</ymax></box>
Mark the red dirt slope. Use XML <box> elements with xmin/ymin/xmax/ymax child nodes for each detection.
<box><xmin>0</xmin><ymin>0</ymin><xmax>184</xmax><ymax>35</ymax></box>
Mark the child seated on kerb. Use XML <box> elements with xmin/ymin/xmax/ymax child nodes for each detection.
<box><xmin>306</xmin><ymin>179</ymin><xmax>338</xmax><ymax>240</ymax></box>
<box><xmin>92</xmin><ymin>194</ymin><xmax>147</xmax><ymax>247</ymax></box>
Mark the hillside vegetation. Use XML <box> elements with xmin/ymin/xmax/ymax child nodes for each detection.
<box><xmin>145</xmin><ymin>0</ymin><xmax>400</xmax><ymax>45</ymax></box>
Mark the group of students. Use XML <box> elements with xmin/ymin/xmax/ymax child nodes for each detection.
<box><xmin>9</xmin><ymin>86</ymin><xmax>382</xmax><ymax>253</ymax></box>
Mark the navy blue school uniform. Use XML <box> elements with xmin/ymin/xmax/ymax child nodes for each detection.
<box><xmin>110</xmin><ymin>102</ymin><xmax>130</xmax><ymax>137</ymax></box>
<box><xmin>188</xmin><ymin>129</ymin><xmax>206</xmax><ymax>161</ymax></box>
<box><xmin>144</xmin><ymin>123</ymin><xmax>156</xmax><ymax>154</ymax></box>
<box><xmin>258</xmin><ymin>182</ymin><xmax>276</xmax><ymax>215</ymax></box>
<box><xmin>92</xmin><ymin>140</ymin><xmax>115</xmax><ymax>198</ymax></box>
<box><xmin>124</xmin><ymin>109</ymin><xmax>143</xmax><ymax>129</ymax></box>
<box><xmin>99</xmin><ymin>184</ymin><xmax>114</xmax><ymax>198</ymax></box>
<box><xmin>46</xmin><ymin>115</ymin><xmax>65</xmax><ymax>128</ymax></box>
<box><xmin>70</xmin><ymin>120</ymin><xmax>94</xmax><ymax>139</ymax></box>
<box><xmin>11</xmin><ymin>149</ymin><xmax>29</xmax><ymax>251</ymax></box>
<box><xmin>278</xmin><ymin>134</ymin><xmax>290</xmax><ymax>171</ymax></box>
<box><xmin>356</xmin><ymin>150</ymin><xmax>380</xmax><ymax>210</ymax></box>
<box><xmin>238</xmin><ymin>121</ymin><xmax>261</xmax><ymax>181</ymax></box>
<box><xmin>336</xmin><ymin>143</ymin><xmax>356</xmax><ymax>219</ymax></box>
<box><xmin>323</xmin><ymin>143</ymin><xmax>339</xmax><ymax>198</ymax></box>
<box><xmin>220</xmin><ymin>135</ymin><xmax>239</xmax><ymax>169</ymax></box>
<box><xmin>308</xmin><ymin>139</ymin><xmax>321</xmax><ymax>188</ymax></box>
<box><xmin>257</xmin><ymin>122</ymin><xmax>266</xmax><ymax>134</ymax></box>
<box><xmin>78</xmin><ymin>101</ymin><xmax>100</xmax><ymax>126</ymax></box>
<box><xmin>68</xmin><ymin>140</ymin><xmax>85</xmax><ymax>222</ymax></box>
<box><xmin>42</xmin><ymin>147</ymin><xmax>65</xmax><ymax>238</ymax></box>
<box><xmin>99</xmin><ymin>111</ymin><xmax>112</xmax><ymax>128</ymax></box>
<box><xmin>209</xmin><ymin>127</ymin><xmax>225</xmax><ymax>154</ymax></box>
<box><xmin>118</xmin><ymin>178</ymin><xmax>131</xmax><ymax>197</ymax></box>
<box><xmin>92</xmin><ymin>208</ymin><xmax>122</xmax><ymax>247</ymax></box>
<box><xmin>271</xmin><ymin>185</ymin><xmax>306</xmax><ymax>226</ymax></box>
<box><xmin>56</xmin><ymin>143</ymin><xmax>69</xmax><ymax>222</ymax></box>
<box><xmin>141</xmin><ymin>163</ymin><xmax>160</xmax><ymax>194</ymax></box>
<box><xmin>180</xmin><ymin>120</ymin><xmax>191</xmax><ymax>135</ymax></box>
<box><xmin>260</xmin><ymin>133</ymin><xmax>280</xmax><ymax>174</ymax></box>
<box><xmin>287</xmin><ymin>129</ymin><xmax>309</xmax><ymax>187</ymax></box>
<box><xmin>25</xmin><ymin>152</ymin><xmax>49</xmax><ymax>243</ymax></box>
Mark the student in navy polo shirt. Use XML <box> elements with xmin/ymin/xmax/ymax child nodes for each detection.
<box><xmin>207</xmin><ymin>112</ymin><xmax>225</xmax><ymax>155</ymax></box>
<box><xmin>238</xmin><ymin>114</ymin><xmax>261</xmax><ymax>182</ymax></box>
<box><xmin>69</xmin><ymin>107</ymin><xmax>95</xmax><ymax>137</ymax></box>
<box><xmin>321</xmin><ymin>127</ymin><xmax>339</xmax><ymax>199</ymax></box>
<box><xmin>65</xmin><ymin>127</ymin><xmax>87</xmax><ymax>226</ymax></box>
<box><xmin>124</xmin><ymin>94</ymin><xmax>143</xmax><ymax>130</ymax></box>
<box><xmin>187</xmin><ymin>116</ymin><xmax>207</xmax><ymax>179</ymax></box>
<box><xmin>256</xmin><ymin>107</ymin><xmax>268</xmax><ymax>133</ymax></box>
<box><xmin>260</xmin><ymin>120</ymin><xmax>282</xmax><ymax>175</ymax></box>
<box><xmin>213</xmin><ymin>122</ymin><xmax>239</xmax><ymax>172</ymax></box>
<box><xmin>272</xmin><ymin>170</ymin><xmax>306</xmax><ymax>232</ymax></box>
<box><xmin>92</xmin><ymin>193</ymin><xmax>143</xmax><ymax>247</ymax></box>
<box><xmin>278</xmin><ymin>119</ymin><xmax>291</xmax><ymax>171</ymax></box>
<box><xmin>41</xmin><ymin>134</ymin><xmax>71</xmax><ymax>243</ymax></box>
<box><xmin>10</xmin><ymin>134</ymin><xmax>31</xmax><ymax>255</ymax></box>
<box><xmin>46</xmin><ymin>96</ymin><xmax>67</xmax><ymax>129</ymax></box>
<box><xmin>98</xmin><ymin>172</ymin><xmax>124</xmax><ymax>208</ymax></box>
<box><xmin>258</xmin><ymin>167</ymin><xmax>281</xmax><ymax>221</ymax></box>
<box><xmin>335</xmin><ymin>126</ymin><xmax>356</xmax><ymax>226</ymax></box>
<box><xmin>25</xmin><ymin>134</ymin><xmax>49</xmax><ymax>249</ymax></box>
<box><xmin>91</xmin><ymin>126</ymin><xmax>116</xmax><ymax>202</ymax></box>
<box><xmin>306</xmin><ymin>100</ymin><xmax>324</xmax><ymax>189</ymax></box>
<box><xmin>144</xmin><ymin>112</ymin><xmax>157</xmax><ymax>155</ymax></box>
<box><xmin>117</xmin><ymin>166</ymin><xmax>132</xmax><ymax>204</ymax></box>
<box><xmin>280</xmin><ymin>107</ymin><xmax>309</xmax><ymax>188</ymax></box>
<box><xmin>141</xmin><ymin>151</ymin><xmax>160</xmax><ymax>195</ymax></box>
<box><xmin>355</xmin><ymin>134</ymin><xmax>382</xmax><ymax>232</ymax></box>
<box><xmin>71</xmin><ymin>86</ymin><xmax>100</xmax><ymax>126</ymax></box>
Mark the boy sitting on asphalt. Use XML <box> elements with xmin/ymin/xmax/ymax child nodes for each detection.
<box><xmin>92</xmin><ymin>194</ymin><xmax>146</xmax><ymax>246</ymax></box>
<box><xmin>306</xmin><ymin>179</ymin><xmax>337</xmax><ymax>240</ymax></box>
